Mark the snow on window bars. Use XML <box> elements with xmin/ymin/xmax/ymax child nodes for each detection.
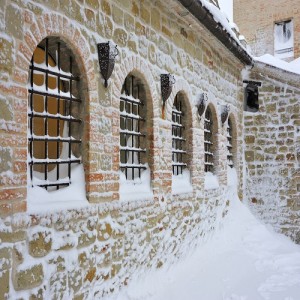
<box><xmin>227</xmin><ymin>118</ymin><xmax>234</xmax><ymax>168</ymax></box>
<box><xmin>28</xmin><ymin>37</ymin><xmax>82</xmax><ymax>191</ymax></box>
<box><xmin>204</xmin><ymin>106</ymin><xmax>214</xmax><ymax>172</ymax></box>
<box><xmin>172</xmin><ymin>93</ymin><xmax>187</xmax><ymax>175</ymax></box>
<box><xmin>120</xmin><ymin>75</ymin><xmax>147</xmax><ymax>180</ymax></box>
<box><xmin>274</xmin><ymin>19</ymin><xmax>294</xmax><ymax>59</ymax></box>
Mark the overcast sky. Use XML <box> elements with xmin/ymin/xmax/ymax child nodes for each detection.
<box><xmin>218</xmin><ymin>0</ymin><xmax>233</xmax><ymax>22</ymax></box>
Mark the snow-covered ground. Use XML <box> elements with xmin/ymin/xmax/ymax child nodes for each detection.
<box><xmin>112</xmin><ymin>196</ymin><xmax>300</xmax><ymax>300</ymax></box>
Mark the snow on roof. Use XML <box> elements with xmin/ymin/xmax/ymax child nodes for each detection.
<box><xmin>290</xmin><ymin>57</ymin><xmax>300</xmax><ymax>68</ymax></box>
<box><xmin>254</xmin><ymin>54</ymin><xmax>300</xmax><ymax>76</ymax></box>
<box><xmin>200</xmin><ymin>0</ymin><xmax>243</xmax><ymax>46</ymax></box>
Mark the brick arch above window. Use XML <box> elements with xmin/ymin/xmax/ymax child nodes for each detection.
<box><xmin>111</xmin><ymin>56</ymin><xmax>159</xmax><ymax>119</ymax></box>
<box><xmin>171</xmin><ymin>91</ymin><xmax>193</xmax><ymax>176</ymax></box>
<box><xmin>28</xmin><ymin>37</ymin><xmax>85</xmax><ymax>191</ymax></box>
<box><xmin>119</xmin><ymin>73</ymin><xmax>152</xmax><ymax>181</ymax></box>
<box><xmin>17</xmin><ymin>12</ymin><xmax>96</xmax><ymax>95</ymax></box>
<box><xmin>165</xmin><ymin>79</ymin><xmax>194</xmax><ymax>124</ymax></box>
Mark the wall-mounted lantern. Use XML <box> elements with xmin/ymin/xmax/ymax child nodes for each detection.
<box><xmin>196</xmin><ymin>92</ymin><xmax>208</xmax><ymax>118</ymax></box>
<box><xmin>160</xmin><ymin>74</ymin><xmax>175</xmax><ymax>106</ymax></box>
<box><xmin>97</xmin><ymin>41</ymin><xmax>119</xmax><ymax>88</ymax></box>
<box><xmin>221</xmin><ymin>104</ymin><xmax>230</xmax><ymax>125</ymax></box>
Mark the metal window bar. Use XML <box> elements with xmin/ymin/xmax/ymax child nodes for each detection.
<box><xmin>172</xmin><ymin>94</ymin><xmax>186</xmax><ymax>175</ymax></box>
<box><xmin>120</xmin><ymin>76</ymin><xmax>146</xmax><ymax>180</ymax></box>
<box><xmin>227</xmin><ymin>118</ymin><xmax>234</xmax><ymax>168</ymax></box>
<box><xmin>204</xmin><ymin>107</ymin><xmax>214</xmax><ymax>172</ymax></box>
<box><xmin>28</xmin><ymin>37</ymin><xmax>82</xmax><ymax>191</ymax></box>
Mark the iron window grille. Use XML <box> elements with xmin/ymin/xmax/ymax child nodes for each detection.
<box><xmin>172</xmin><ymin>94</ymin><xmax>187</xmax><ymax>175</ymax></box>
<box><xmin>227</xmin><ymin>118</ymin><xmax>234</xmax><ymax>168</ymax></box>
<box><xmin>28</xmin><ymin>37</ymin><xmax>82</xmax><ymax>191</ymax></box>
<box><xmin>204</xmin><ymin>107</ymin><xmax>214</xmax><ymax>172</ymax></box>
<box><xmin>120</xmin><ymin>75</ymin><xmax>146</xmax><ymax>180</ymax></box>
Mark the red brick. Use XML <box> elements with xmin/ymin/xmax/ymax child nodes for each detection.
<box><xmin>0</xmin><ymin>202</ymin><xmax>13</xmax><ymax>216</ymax></box>
<box><xmin>12</xmin><ymin>200</ymin><xmax>27</xmax><ymax>214</ymax></box>
<box><xmin>30</xmin><ymin>22</ymin><xmax>42</xmax><ymax>44</ymax></box>
<box><xmin>24</xmin><ymin>10</ymin><xmax>34</xmax><ymax>25</ymax></box>
<box><xmin>19</xmin><ymin>42</ymin><xmax>33</xmax><ymax>61</ymax></box>
<box><xmin>0</xmin><ymin>188</ymin><xmax>26</xmax><ymax>201</ymax></box>
<box><xmin>13</xmin><ymin>68</ymin><xmax>28</xmax><ymax>84</ymax></box>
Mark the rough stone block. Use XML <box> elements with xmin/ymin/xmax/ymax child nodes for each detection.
<box><xmin>0</xmin><ymin>269</ymin><xmax>9</xmax><ymax>299</ymax></box>
<box><xmin>68</xmin><ymin>269</ymin><xmax>82</xmax><ymax>294</ymax></box>
<box><xmin>50</xmin><ymin>271</ymin><xmax>67</xmax><ymax>297</ymax></box>
<box><xmin>151</xmin><ymin>8</ymin><xmax>161</xmax><ymax>30</ymax></box>
<box><xmin>30</xmin><ymin>287</ymin><xmax>44</xmax><ymax>300</ymax></box>
<box><xmin>112</xmin><ymin>5</ymin><xmax>123</xmax><ymax>25</ymax></box>
<box><xmin>98</xmin><ymin>222</ymin><xmax>112</xmax><ymax>241</ymax></box>
<box><xmin>0</xmin><ymin>230</ymin><xmax>26</xmax><ymax>243</ymax></box>
<box><xmin>124</xmin><ymin>12</ymin><xmax>134</xmax><ymax>32</ymax></box>
<box><xmin>0</xmin><ymin>38</ymin><xmax>14</xmax><ymax>74</ymax></box>
<box><xmin>113</xmin><ymin>28</ymin><xmax>128</xmax><ymax>47</ymax></box>
<box><xmin>14</xmin><ymin>264</ymin><xmax>44</xmax><ymax>291</ymax></box>
<box><xmin>6</xmin><ymin>5</ymin><xmax>23</xmax><ymax>39</ymax></box>
<box><xmin>245</xmin><ymin>151</ymin><xmax>254</xmax><ymax>162</ymax></box>
<box><xmin>86</xmin><ymin>0</ymin><xmax>99</xmax><ymax>10</ymax></box>
<box><xmin>0</xmin><ymin>147</ymin><xmax>12</xmax><ymax>173</ymax></box>
<box><xmin>29</xmin><ymin>231</ymin><xmax>52</xmax><ymax>258</ymax></box>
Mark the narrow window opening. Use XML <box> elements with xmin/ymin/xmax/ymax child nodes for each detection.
<box><xmin>274</xmin><ymin>19</ymin><xmax>294</xmax><ymax>59</ymax></box>
<box><xmin>227</xmin><ymin>118</ymin><xmax>234</xmax><ymax>168</ymax></box>
<box><xmin>245</xmin><ymin>84</ymin><xmax>259</xmax><ymax>112</ymax></box>
<box><xmin>120</xmin><ymin>75</ymin><xmax>147</xmax><ymax>180</ymax></box>
<box><xmin>172</xmin><ymin>93</ymin><xmax>187</xmax><ymax>175</ymax></box>
<box><xmin>204</xmin><ymin>107</ymin><xmax>214</xmax><ymax>173</ymax></box>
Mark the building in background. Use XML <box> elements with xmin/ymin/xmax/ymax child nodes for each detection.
<box><xmin>233</xmin><ymin>0</ymin><xmax>300</xmax><ymax>60</ymax></box>
<box><xmin>233</xmin><ymin>0</ymin><xmax>300</xmax><ymax>243</ymax></box>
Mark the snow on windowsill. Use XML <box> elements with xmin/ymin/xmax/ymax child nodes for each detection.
<box><xmin>119</xmin><ymin>166</ymin><xmax>153</xmax><ymax>202</ymax></box>
<box><xmin>27</xmin><ymin>164</ymin><xmax>89</xmax><ymax>214</ymax></box>
<box><xmin>172</xmin><ymin>169</ymin><xmax>193</xmax><ymax>195</ymax></box>
<box><xmin>204</xmin><ymin>172</ymin><xmax>219</xmax><ymax>190</ymax></box>
<box><xmin>227</xmin><ymin>166</ymin><xmax>238</xmax><ymax>187</ymax></box>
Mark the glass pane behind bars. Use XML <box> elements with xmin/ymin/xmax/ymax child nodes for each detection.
<box><xmin>204</xmin><ymin>107</ymin><xmax>214</xmax><ymax>172</ymax></box>
<box><xmin>120</xmin><ymin>75</ymin><xmax>146</xmax><ymax>180</ymax></box>
<box><xmin>172</xmin><ymin>94</ymin><xmax>186</xmax><ymax>175</ymax></box>
<box><xmin>28</xmin><ymin>37</ymin><xmax>82</xmax><ymax>191</ymax></box>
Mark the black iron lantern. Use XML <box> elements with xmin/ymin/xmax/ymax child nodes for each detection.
<box><xmin>97</xmin><ymin>41</ymin><xmax>119</xmax><ymax>88</ymax></box>
<box><xmin>221</xmin><ymin>104</ymin><xmax>230</xmax><ymax>125</ymax></box>
<box><xmin>196</xmin><ymin>92</ymin><xmax>208</xmax><ymax>118</ymax></box>
<box><xmin>160</xmin><ymin>74</ymin><xmax>175</xmax><ymax>105</ymax></box>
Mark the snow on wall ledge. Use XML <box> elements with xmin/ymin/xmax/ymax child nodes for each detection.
<box><xmin>0</xmin><ymin>187</ymin><xmax>233</xmax><ymax>299</ymax></box>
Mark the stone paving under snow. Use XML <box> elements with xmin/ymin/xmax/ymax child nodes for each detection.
<box><xmin>113</xmin><ymin>197</ymin><xmax>300</xmax><ymax>300</ymax></box>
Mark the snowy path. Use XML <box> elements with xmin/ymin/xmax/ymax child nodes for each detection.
<box><xmin>114</xmin><ymin>198</ymin><xmax>300</xmax><ymax>300</ymax></box>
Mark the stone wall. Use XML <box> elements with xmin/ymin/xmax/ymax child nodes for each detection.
<box><xmin>234</xmin><ymin>0</ymin><xmax>300</xmax><ymax>59</ymax></box>
<box><xmin>0</xmin><ymin>189</ymin><xmax>233</xmax><ymax>299</ymax></box>
<box><xmin>0</xmin><ymin>0</ymin><xmax>246</xmax><ymax>298</ymax></box>
<box><xmin>244</xmin><ymin>64</ymin><xmax>300</xmax><ymax>242</ymax></box>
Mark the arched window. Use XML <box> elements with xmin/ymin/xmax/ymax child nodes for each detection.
<box><xmin>172</xmin><ymin>93</ymin><xmax>187</xmax><ymax>175</ymax></box>
<box><xmin>120</xmin><ymin>75</ymin><xmax>147</xmax><ymax>180</ymax></box>
<box><xmin>227</xmin><ymin>117</ymin><xmax>234</xmax><ymax>168</ymax></box>
<box><xmin>28</xmin><ymin>37</ymin><xmax>83</xmax><ymax>191</ymax></box>
<box><xmin>204</xmin><ymin>106</ymin><xmax>214</xmax><ymax>172</ymax></box>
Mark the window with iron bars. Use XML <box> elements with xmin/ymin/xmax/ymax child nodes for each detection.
<box><xmin>204</xmin><ymin>107</ymin><xmax>214</xmax><ymax>172</ymax></box>
<box><xmin>227</xmin><ymin>118</ymin><xmax>234</xmax><ymax>168</ymax></box>
<box><xmin>120</xmin><ymin>75</ymin><xmax>147</xmax><ymax>180</ymax></box>
<box><xmin>28</xmin><ymin>37</ymin><xmax>82</xmax><ymax>191</ymax></box>
<box><xmin>172</xmin><ymin>94</ymin><xmax>187</xmax><ymax>175</ymax></box>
